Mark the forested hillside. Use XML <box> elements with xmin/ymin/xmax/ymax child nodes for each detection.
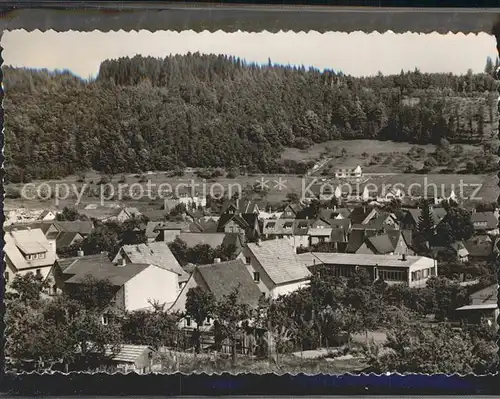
<box><xmin>4</xmin><ymin>53</ymin><xmax>497</xmax><ymax>181</ymax></box>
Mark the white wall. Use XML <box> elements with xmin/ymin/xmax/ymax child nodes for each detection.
<box><xmin>125</xmin><ymin>265</ymin><xmax>180</xmax><ymax>311</ymax></box>
<box><xmin>408</xmin><ymin>257</ymin><xmax>436</xmax><ymax>288</ymax></box>
<box><xmin>271</xmin><ymin>279</ymin><xmax>309</xmax><ymax>298</ymax></box>
<box><xmin>237</xmin><ymin>250</ymin><xmax>273</xmax><ymax>295</ymax></box>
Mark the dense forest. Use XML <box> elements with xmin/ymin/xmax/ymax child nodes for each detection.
<box><xmin>4</xmin><ymin>53</ymin><xmax>498</xmax><ymax>181</ymax></box>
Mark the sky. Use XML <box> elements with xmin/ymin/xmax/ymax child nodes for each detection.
<box><xmin>1</xmin><ymin>29</ymin><xmax>497</xmax><ymax>79</ymax></box>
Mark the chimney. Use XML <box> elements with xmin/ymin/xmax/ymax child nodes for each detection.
<box><xmin>213</xmin><ymin>258</ymin><xmax>221</xmax><ymax>264</ymax></box>
<box><xmin>77</xmin><ymin>249</ymin><xmax>84</xmax><ymax>257</ymax></box>
<box><xmin>401</xmin><ymin>254</ymin><xmax>407</xmax><ymax>261</ymax></box>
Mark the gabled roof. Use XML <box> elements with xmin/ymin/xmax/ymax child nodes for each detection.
<box><xmin>365</xmin><ymin>234</ymin><xmax>395</xmax><ymax>254</ymax></box>
<box><xmin>470</xmin><ymin>284</ymin><xmax>498</xmax><ymax>304</ymax></box>
<box><xmin>5</xmin><ymin>229</ymin><xmax>56</xmax><ymax>270</ymax></box>
<box><xmin>346</xmin><ymin>230</ymin><xmax>365</xmax><ymax>253</ymax></box>
<box><xmin>326</xmin><ymin>218</ymin><xmax>351</xmax><ymax>230</ymax></box>
<box><xmin>196</xmin><ymin>259</ymin><xmax>263</xmax><ymax>308</ymax></box>
<box><xmin>349</xmin><ymin>207</ymin><xmax>371</xmax><ymax>224</ymax></box>
<box><xmin>154</xmin><ymin>221</ymin><xmax>191</xmax><ymax>231</ymax></box>
<box><xmin>6</xmin><ymin>221</ymin><xmax>55</xmax><ymax>235</ymax></box>
<box><xmin>293</xmin><ymin>219</ymin><xmax>315</xmax><ymax>236</ymax></box>
<box><xmin>116</xmin><ymin>242</ymin><xmax>187</xmax><ymax>278</ymax></box>
<box><xmin>177</xmin><ymin>232</ymin><xmax>226</xmax><ymax>249</ymax></box>
<box><xmin>471</xmin><ymin>212</ymin><xmax>497</xmax><ymax>230</ymax></box>
<box><xmin>57</xmin><ymin>252</ymin><xmax>111</xmax><ymax>272</ymax></box>
<box><xmin>38</xmin><ymin>210</ymin><xmax>55</xmax><ymax>219</ymax></box>
<box><xmin>105</xmin><ymin>344</ymin><xmax>156</xmax><ymax>364</ymax></box>
<box><xmin>464</xmin><ymin>236</ymin><xmax>493</xmax><ymax>258</ymax></box>
<box><xmin>145</xmin><ymin>221</ymin><xmax>161</xmax><ymax>239</ymax></box>
<box><xmin>65</xmin><ymin>261</ymin><xmax>150</xmax><ymax>286</ymax></box>
<box><xmin>246</xmin><ymin>239</ymin><xmax>311</xmax><ymax>285</ymax></box>
<box><xmin>450</xmin><ymin>241</ymin><xmax>469</xmax><ymax>257</ymax></box>
<box><xmin>217</xmin><ymin>213</ymin><xmax>250</xmax><ymax>231</ymax></box>
<box><xmin>56</xmin><ymin>231</ymin><xmax>83</xmax><ymax>249</ymax></box>
<box><xmin>53</xmin><ymin>220</ymin><xmax>94</xmax><ymax>235</ymax></box>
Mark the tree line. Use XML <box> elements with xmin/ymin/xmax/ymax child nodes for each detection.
<box><xmin>4</xmin><ymin>54</ymin><xmax>497</xmax><ymax>181</ymax></box>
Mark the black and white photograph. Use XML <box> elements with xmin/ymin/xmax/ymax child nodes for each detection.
<box><xmin>2</xmin><ymin>28</ymin><xmax>499</xmax><ymax>375</ymax></box>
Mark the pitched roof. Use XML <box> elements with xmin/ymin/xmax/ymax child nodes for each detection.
<box><xmin>64</xmin><ymin>261</ymin><xmax>150</xmax><ymax>286</ymax></box>
<box><xmin>346</xmin><ymin>230</ymin><xmax>365</xmax><ymax>253</ymax></box>
<box><xmin>365</xmin><ymin>234</ymin><xmax>395</xmax><ymax>254</ymax></box>
<box><xmin>105</xmin><ymin>344</ymin><xmax>156</xmax><ymax>364</ymax></box>
<box><xmin>330</xmin><ymin>227</ymin><xmax>348</xmax><ymax>243</ymax></box>
<box><xmin>177</xmin><ymin>232</ymin><xmax>226</xmax><ymax>248</ymax></box>
<box><xmin>5</xmin><ymin>229</ymin><xmax>57</xmax><ymax>270</ymax></box>
<box><xmin>450</xmin><ymin>241</ymin><xmax>470</xmax><ymax>257</ymax></box>
<box><xmin>293</xmin><ymin>219</ymin><xmax>315</xmax><ymax>235</ymax></box>
<box><xmin>57</xmin><ymin>252</ymin><xmax>111</xmax><ymax>272</ymax></box>
<box><xmin>56</xmin><ymin>231</ymin><xmax>83</xmax><ymax>249</ymax></box>
<box><xmin>471</xmin><ymin>212</ymin><xmax>497</xmax><ymax>230</ymax></box>
<box><xmin>145</xmin><ymin>221</ymin><xmax>161</xmax><ymax>239</ymax></box>
<box><xmin>53</xmin><ymin>221</ymin><xmax>94</xmax><ymax>235</ymax></box>
<box><xmin>117</xmin><ymin>242</ymin><xmax>187</xmax><ymax>278</ymax></box>
<box><xmin>470</xmin><ymin>284</ymin><xmax>498</xmax><ymax>304</ymax></box>
<box><xmin>196</xmin><ymin>259</ymin><xmax>263</xmax><ymax>308</ymax></box>
<box><xmin>326</xmin><ymin>218</ymin><xmax>351</xmax><ymax>230</ymax></box>
<box><xmin>217</xmin><ymin>213</ymin><xmax>249</xmax><ymax>231</ymax></box>
<box><xmin>6</xmin><ymin>221</ymin><xmax>55</xmax><ymax>235</ymax></box>
<box><xmin>464</xmin><ymin>236</ymin><xmax>493</xmax><ymax>258</ymax></box>
<box><xmin>246</xmin><ymin>239</ymin><xmax>311</xmax><ymax>285</ymax></box>
<box><xmin>349</xmin><ymin>207</ymin><xmax>371</xmax><ymax>224</ymax></box>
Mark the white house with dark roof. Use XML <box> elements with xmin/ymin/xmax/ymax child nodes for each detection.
<box><xmin>4</xmin><ymin>228</ymin><xmax>57</xmax><ymax>287</ymax></box>
<box><xmin>112</xmin><ymin>242</ymin><xmax>189</xmax><ymax>288</ymax></box>
<box><xmin>170</xmin><ymin>259</ymin><xmax>263</xmax><ymax>329</ymax></box>
<box><xmin>238</xmin><ymin>238</ymin><xmax>311</xmax><ymax>298</ymax></box>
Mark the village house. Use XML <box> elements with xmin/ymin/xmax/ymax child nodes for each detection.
<box><xmin>171</xmin><ymin>185</ymin><xmax>207</xmax><ymax>208</ymax></box>
<box><xmin>113</xmin><ymin>242</ymin><xmax>189</xmax><ymax>289</ymax></box>
<box><xmin>355</xmin><ymin>230</ymin><xmax>414</xmax><ymax>256</ymax></box>
<box><xmin>238</xmin><ymin>238</ymin><xmax>311</xmax><ymax>298</ymax></box>
<box><xmin>148</xmin><ymin>220</ymin><xmax>192</xmax><ymax>243</ymax></box>
<box><xmin>37</xmin><ymin>209</ymin><xmax>57</xmax><ymax>222</ymax></box>
<box><xmin>333</xmin><ymin>165</ymin><xmax>362</xmax><ymax>179</ymax></box>
<box><xmin>101</xmin><ymin>344</ymin><xmax>161</xmax><ymax>374</ymax></box>
<box><xmin>433</xmin><ymin>241</ymin><xmax>469</xmax><ymax>263</ymax></box>
<box><xmin>298</xmin><ymin>252</ymin><xmax>436</xmax><ymax>288</ymax></box>
<box><xmin>281</xmin><ymin>203</ymin><xmax>304</xmax><ymax>219</ymax></box>
<box><xmin>261</xmin><ymin>219</ymin><xmax>309</xmax><ymax>251</ymax></box>
<box><xmin>170</xmin><ymin>259</ymin><xmax>263</xmax><ymax>329</ymax></box>
<box><xmin>4</xmin><ymin>228</ymin><xmax>58</xmax><ymax>287</ymax></box>
<box><xmin>456</xmin><ymin>284</ymin><xmax>499</xmax><ymax>327</ymax></box>
<box><xmin>361</xmin><ymin>209</ymin><xmax>400</xmax><ymax>230</ymax></box>
<box><xmin>79</xmin><ymin>206</ymin><xmax>141</xmax><ymax>223</ymax></box>
<box><xmin>470</xmin><ymin>212</ymin><xmax>498</xmax><ymax>236</ymax></box>
<box><xmin>464</xmin><ymin>235</ymin><xmax>493</xmax><ymax>261</ymax></box>
<box><xmin>57</xmin><ymin>252</ymin><xmax>181</xmax><ymax>311</ymax></box>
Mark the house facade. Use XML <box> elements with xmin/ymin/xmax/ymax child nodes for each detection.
<box><xmin>334</xmin><ymin>165</ymin><xmax>362</xmax><ymax>179</ymax></box>
<box><xmin>238</xmin><ymin>239</ymin><xmax>311</xmax><ymax>298</ymax></box>
<box><xmin>4</xmin><ymin>228</ymin><xmax>57</xmax><ymax>287</ymax></box>
<box><xmin>299</xmin><ymin>252</ymin><xmax>436</xmax><ymax>288</ymax></box>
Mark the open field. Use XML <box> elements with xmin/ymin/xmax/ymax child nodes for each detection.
<box><xmin>282</xmin><ymin>139</ymin><xmax>496</xmax><ymax>174</ymax></box>
<box><xmin>5</xmin><ymin>169</ymin><xmax>498</xmax><ymax>211</ymax></box>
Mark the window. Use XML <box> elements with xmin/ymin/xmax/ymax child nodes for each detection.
<box><xmin>101</xmin><ymin>314</ymin><xmax>109</xmax><ymax>326</ymax></box>
<box><xmin>4</xmin><ymin>271</ymin><xmax>9</xmax><ymax>283</ymax></box>
<box><xmin>205</xmin><ymin>316</ymin><xmax>211</xmax><ymax>325</ymax></box>
<box><xmin>253</xmin><ymin>272</ymin><xmax>260</xmax><ymax>283</ymax></box>
<box><xmin>245</xmin><ymin>257</ymin><xmax>251</xmax><ymax>264</ymax></box>
<box><xmin>36</xmin><ymin>269</ymin><xmax>41</xmax><ymax>277</ymax></box>
<box><xmin>186</xmin><ymin>317</ymin><xmax>191</xmax><ymax>327</ymax></box>
<box><xmin>52</xmin><ymin>285</ymin><xmax>57</xmax><ymax>295</ymax></box>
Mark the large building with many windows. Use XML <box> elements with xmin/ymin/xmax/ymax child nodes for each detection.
<box><xmin>298</xmin><ymin>252</ymin><xmax>436</xmax><ymax>288</ymax></box>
